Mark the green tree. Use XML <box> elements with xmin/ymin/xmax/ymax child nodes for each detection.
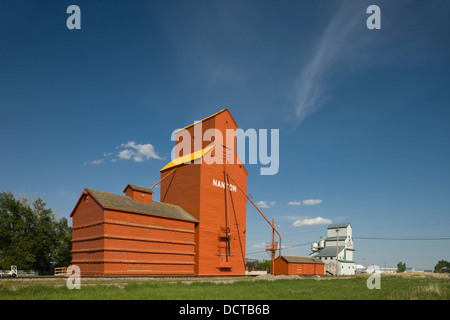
<box><xmin>52</xmin><ymin>217</ymin><xmax>72</xmax><ymax>268</ymax></box>
<box><xmin>397</xmin><ymin>261</ymin><xmax>406</xmax><ymax>273</ymax></box>
<box><xmin>0</xmin><ymin>192</ymin><xmax>72</xmax><ymax>274</ymax></box>
<box><xmin>245</xmin><ymin>259</ymin><xmax>258</xmax><ymax>270</ymax></box>
<box><xmin>434</xmin><ymin>260</ymin><xmax>450</xmax><ymax>273</ymax></box>
<box><xmin>256</xmin><ymin>259</ymin><xmax>272</xmax><ymax>272</ymax></box>
<box><xmin>0</xmin><ymin>192</ymin><xmax>36</xmax><ymax>270</ymax></box>
<box><xmin>31</xmin><ymin>198</ymin><xmax>57</xmax><ymax>273</ymax></box>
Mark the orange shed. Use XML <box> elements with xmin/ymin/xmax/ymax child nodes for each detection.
<box><xmin>70</xmin><ymin>185</ymin><xmax>198</xmax><ymax>276</ymax></box>
<box><xmin>273</xmin><ymin>255</ymin><xmax>325</xmax><ymax>275</ymax></box>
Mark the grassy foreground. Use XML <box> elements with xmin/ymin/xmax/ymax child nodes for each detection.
<box><xmin>0</xmin><ymin>273</ymin><xmax>449</xmax><ymax>300</ymax></box>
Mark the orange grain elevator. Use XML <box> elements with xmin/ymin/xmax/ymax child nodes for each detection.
<box><xmin>159</xmin><ymin>109</ymin><xmax>248</xmax><ymax>276</ymax></box>
<box><xmin>70</xmin><ymin>109</ymin><xmax>248</xmax><ymax>276</ymax></box>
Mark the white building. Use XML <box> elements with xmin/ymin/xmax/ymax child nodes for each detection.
<box><xmin>309</xmin><ymin>223</ymin><xmax>356</xmax><ymax>275</ymax></box>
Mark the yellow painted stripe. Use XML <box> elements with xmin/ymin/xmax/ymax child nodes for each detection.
<box><xmin>160</xmin><ymin>144</ymin><xmax>215</xmax><ymax>172</ymax></box>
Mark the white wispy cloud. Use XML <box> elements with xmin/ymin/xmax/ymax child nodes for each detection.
<box><xmin>295</xmin><ymin>1</ymin><xmax>361</xmax><ymax>123</ymax></box>
<box><xmin>302</xmin><ymin>199</ymin><xmax>322</xmax><ymax>206</ymax></box>
<box><xmin>251</xmin><ymin>242</ymin><xmax>288</xmax><ymax>250</ymax></box>
<box><xmin>84</xmin><ymin>141</ymin><xmax>163</xmax><ymax>165</ymax></box>
<box><xmin>256</xmin><ymin>201</ymin><xmax>276</xmax><ymax>208</ymax></box>
<box><xmin>287</xmin><ymin>199</ymin><xmax>323</xmax><ymax>206</ymax></box>
<box><xmin>251</xmin><ymin>243</ymin><xmax>266</xmax><ymax>249</ymax></box>
<box><xmin>84</xmin><ymin>159</ymin><xmax>105</xmax><ymax>165</ymax></box>
<box><xmin>117</xmin><ymin>141</ymin><xmax>163</xmax><ymax>162</ymax></box>
<box><xmin>292</xmin><ymin>216</ymin><xmax>332</xmax><ymax>227</ymax></box>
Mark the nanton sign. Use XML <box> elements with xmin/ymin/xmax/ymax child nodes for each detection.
<box><xmin>212</xmin><ymin>179</ymin><xmax>237</xmax><ymax>193</ymax></box>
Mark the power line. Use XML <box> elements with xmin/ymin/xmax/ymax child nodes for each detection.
<box><xmin>246</xmin><ymin>236</ymin><xmax>450</xmax><ymax>256</ymax></box>
<box><xmin>283</xmin><ymin>241</ymin><xmax>316</xmax><ymax>249</ymax></box>
<box><xmin>246</xmin><ymin>241</ymin><xmax>313</xmax><ymax>255</ymax></box>
<box><xmin>354</xmin><ymin>236</ymin><xmax>450</xmax><ymax>241</ymax></box>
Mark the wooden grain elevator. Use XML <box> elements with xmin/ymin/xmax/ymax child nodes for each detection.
<box><xmin>160</xmin><ymin>109</ymin><xmax>248</xmax><ymax>275</ymax></box>
<box><xmin>70</xmin><ymin>109</ymin><xmax>248</xmax><ymax>276</ymax></box>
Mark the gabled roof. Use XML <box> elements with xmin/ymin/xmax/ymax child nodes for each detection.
<box><xmin>123</xmin><ymin>184</ymin><xmax>154</xmax><ymax>194</ymax></box>
<box><xmin>70</xmin><ymin>188</ymin><xmax>198</xmax><ymax>222</ymax></box>
<box><xmin>327</xmin><ymin>223</ymin><xmax>351</xmax><ymax>229</ymax></box>
<box><xmin>279</xmin><ymin>255</ymin><xmax>325</xmax><ymax>264</ymax></box>
<box><xmin>162</xmin><ymin>109</ymin><xmax>248</xmax><ymax>175</ymax></box>
<box><xmin>174</xmin><ymin>109</ymin><xmax>237</xmax><ymax>133</ymax></box>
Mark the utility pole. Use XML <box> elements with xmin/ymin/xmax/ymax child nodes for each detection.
<box><xmin>272</xmin><ymin>219</ymin><xmax>275</xmax><ymax>275</ymax></box>
<box><xmin>335</xmin><ymin>228</ymin><xmax>339</xmax><ymax>277</ymax></box>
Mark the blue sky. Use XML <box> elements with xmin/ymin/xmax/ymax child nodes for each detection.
<box><xmin>1</xmin><ymin>1</ymin><xmax>449</xmax><ymax>270</ymax></box>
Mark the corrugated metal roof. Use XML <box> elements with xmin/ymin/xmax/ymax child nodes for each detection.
<box><xmin>325</xmin><ymin>237</ymin><xmax>348</xmax><ymax>241</ymax></box>
<box><xmin>280</xmin><ymin>255</ymin><xmax>325</xmax><ymax>264</ymax></box>
<box><xmin>314</xmin><ymin>246</ymin><xmax>345</xmax><ymax>258</ymax></box>
<box><xmin>327</xmin><ymin>222</ymin><xmax>351</xmax><ymax>229</ymax></box>
<box><xmin>86</xmin><ymin>188</ymin><xmax>198</xmax><ymax>222</ymax></box>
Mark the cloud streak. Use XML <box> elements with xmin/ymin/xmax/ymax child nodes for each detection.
<box><xmin>256</xmin><ymin>201</ymin><xmax>276</xmax><ymax>209</ymax></box>
<box><xmin>295</xmin><ymin>1</ymin><xmax>361</xmax><ymax>123</ymax></box>
<box><xmin>302</xmin><ymin>199</ymin><xmax>322</xmax><ymax>206</ymax></box>
<box><xmin>84</xmin><ymin>159</ymin><xmax>105</xmax><ymax>166</ymax></box>
<box><xmin>287</xmin><ymin>199</ymin><xmax>323</xmax><ymax>206</ymax></box>
<box><xmin>292</xmin><ymin>216</ymin><xmax>332</xmax><ymax>227</ymax></box>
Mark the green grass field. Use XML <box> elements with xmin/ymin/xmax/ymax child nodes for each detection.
<box><xmin>1</xmin><ymin>273</ymin><xmax>449</xmax><ymax>300</ymax></box>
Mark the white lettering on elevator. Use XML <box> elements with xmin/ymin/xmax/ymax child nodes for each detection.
<box><xmin>212</xmin><ymin>179</ymin><xmax>237</xmax><ymax>192</ymax></box>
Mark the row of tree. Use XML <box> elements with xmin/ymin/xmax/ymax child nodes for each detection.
<box><xmin>246</xmin><ymin>259</ymin><xmax>271</xmax><ymax>271</ymax></box>
<box><xmin>250</xmin><ymin>259</ymin><xmax>449</xmax><ymax>274</ymax></box>
<box><xmin>0</xmin><ymin>191</ymin><xmax>72</xmax><ymax>274</ymax></box>
<box><xmin>398</xmin><ymin>261</ymin><xmax>450</xmax><ymax>273</ymax></box>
